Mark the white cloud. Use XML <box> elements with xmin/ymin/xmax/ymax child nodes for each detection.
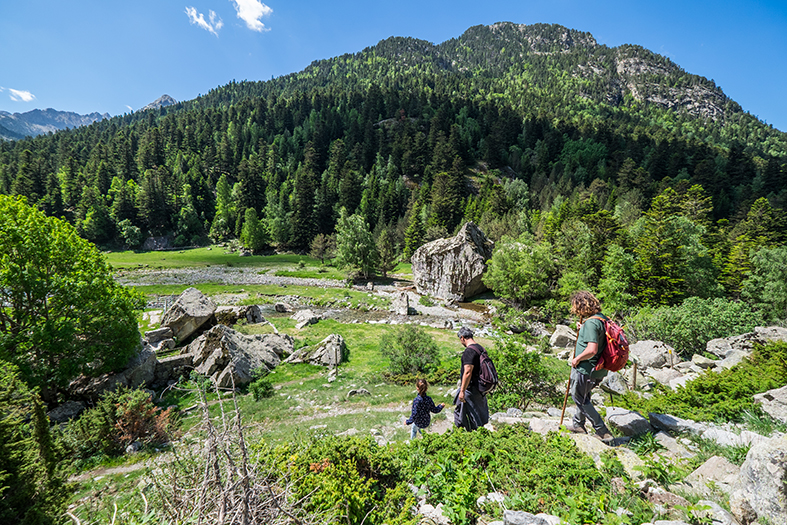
<box><xmin>8</xmin><ymin>88</ymin><xmax>35</xmax><ymax>102</ymax></box>
<box><xmin>185</xmin><ymin>6</ymin><xmax>224</xmax><ymax>36</ymax></box>
<box><xmin>230</xmin><ymin>0</ymin><xmax>272</xmax><ymax>32</ymax></box>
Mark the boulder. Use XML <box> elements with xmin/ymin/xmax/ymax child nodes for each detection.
<box><xmin>649</xmin><ymin>413</ymin><xmax>707</xmax><ymax>436</ymax></box>
<box><xmin>411</xmin><ymin>222</ymin><xmax>494</xmax><ymax>302</ymax></box>
<box><xmin>160</xmin><ymin>287</ymin><xmax>216</xmax><ymax>342</ymax></box>
<box><xmin>284</xmin><ymin>334</ymin><xmax>347</xmax><ymax>367</ymax></box>
<box><xmin>653</xmin><ymin>431</ymin><xmax>696</xmax><ymax>460</ymax></box>
<box><xmin>153</xmin><ymin>353</ymin><xmax>194</xmax><ymax>387</ymax></box>
<box><xmin>605</xmin><ymin>407</ymin><xmax>652</xmax><ymax>437</ymax></box>
<box><xmin>347</xmin><ymin>388</ymin><xmax>371</xmax><ymax>398</ymax></box>
<box><xmin>629</xmin><ymin>340</ymin><xmax>681</xmax><ymax>370</ymax></box>
<box><xmin>669</xmin><ymin>373</ymin><xmax>699</xmax><ymax>391</ymax></box>
<box><xmin>391</xmin><ymin>292</ymin><xmax>410</xmax><ymax>315</ymax></box>
<box><xmin>292</xmin><ymin>309</ymin><xmax>320</xmax><ymax>329</ymax></box>
<box><xmin>693</xmin><ymin>500</ymin><xmax>741</xmax><ymax>525</ymax></box>
<box><xmin>503</xmin><ymin>510</ymin><xmax>551</xmax><ymax>525</ymax></box>
<box><xmin>691</xmin><ymin>354</ymin><xmax>718</xmax><ymax>369</ymax></box>
<box><xmin>720</xmin><ymin>350</ymin><xmax>750</xmax><ymax>370</ymax></box>
<box><xmin>549</xmin><ymin>325</ymin><xmax>576</xmax><ymax>348</ymax></box>
<box><xmin>600</xmin><ymin>371</ymin><xmax>629</xmax><ymax>395</ymax></box>
<box><xmin>729</xmin><ymin>434</ymin><xmax>787</xmax><ymax>525</ymax></box>
<box><xmin>646</xmin><ymin>367</ymin><xmax>683</xmax><ymax>386</ymax></box>
<box><xmin>145</xmin><ymin>327</ymin><xmax>173</xmax><ymax>345</ymax></box>
<box><xmin>753</xmin><ymin>384</ymin><xmax>787</xmax><ymax>424</ymax></box>
<box><xmin>214</xmin><ymin>305</ymin><xmax>267</xmax><ymax>326</ymax></box>
<box><xmin>274</xmin><ymin>302</ymin><xmax>293</xmax><ymax>313</ymax></box>
<box><xmin>706</xmin><ymin>332</ymin><xmax>763</xmax><ymax>359</ymax></box>
<box><xmin>185</xmin><ymin>325</ymin><xmax>291</xmax><ymax>388</ymax></box>
<box><xmin>47</xmin><ymin>400</ymin><xmax>86</xmax><ymax>423</ymax></box>
<box><xmin>754</xmin><ymin>325</ymin><xmax>787</xmax><ymax>343</ymax></box>
<box><xmin>68</xmin><ymin>342</ymin><xmax>157</xmax><ymax>402</ymax></box>
<box><xmin>675</xmin><ymin>455</ymin><xmax>740</xmax><ymax>497</ymax></box>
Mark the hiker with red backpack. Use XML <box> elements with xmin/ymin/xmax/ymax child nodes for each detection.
<box><xmin>565</xmin><ymin>291</ymin><xmax>618</xmax><ymax>444</ymax></box>
<box><xmin>453</xmin><ymin>326</ymin><xmax>491</xmax><ymax>431</ymax></box>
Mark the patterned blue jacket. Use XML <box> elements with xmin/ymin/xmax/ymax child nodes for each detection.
<box><xmin>406</xmin><ymin>394</ymin><xmax>443</xmax><ymax>428</ymax></box>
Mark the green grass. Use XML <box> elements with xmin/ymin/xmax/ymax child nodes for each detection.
<box><xmin>108</xmin><ymin>247</ymin><xmax>335</xmax><ymax>271</ymax></box>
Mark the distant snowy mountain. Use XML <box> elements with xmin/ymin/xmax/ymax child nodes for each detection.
<box><xmin>0</xmin><ymin>108</ymin><xmax>109</xmax><ymax>140</ymax></box>
<box><xmin>140</xmin><ymin>94</ymin><xmax>177</xmax><ymax>112</ymax></box>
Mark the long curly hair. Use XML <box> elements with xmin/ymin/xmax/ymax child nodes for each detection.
<box><xmin>569</xmin><ymin>290</ymin><xmax>602</xmax><ymax>319</ymax></box>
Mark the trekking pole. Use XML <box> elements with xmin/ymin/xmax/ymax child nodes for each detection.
<box><xmin>560</xmin><ymin>316</ymin><xmax>582</xmax><ymax>428</ymax></box>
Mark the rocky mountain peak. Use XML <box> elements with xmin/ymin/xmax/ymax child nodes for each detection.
<box><xmin>140</xmin><ymin>94</ymin><xmax>177</xmax><ymax>112</ymax></box>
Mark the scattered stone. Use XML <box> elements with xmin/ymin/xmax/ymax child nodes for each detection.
<box><xmin>669</xmin><ymin>373</ymin><xmax>699</xmax><ymax>391</ymax></box>
<box><xmin>411</xmin><ymin>222</ymin><xmax>494</xmax><ymax>302</ymax></box>
<box><xmin>653</xmin><ymin>431</ymin><xmax>696</xmax><ymax>460</ymax></box>
<box><xmin>68</xmin><ymin>341</ymin><xmax>157</xmax><ymax>402</ymax></box>
<box><xmin>720</xmin><ymin>350</ymin><xmax>750</xmax><ymax>370</ymax></box>
<box><xmin>646</xmin><ymin>367</ymin><xmax>683</xmax><ymax>386</ymax></box>
<box><xmin>153</xmin><ymin>353</ymin><xmax>194</xmax><ymax>388</ymax></box>
<box><xmin>549</xmin><ymin>325</ymin><xmax>577</xmax><ymax>348</ymax></box>
<box><xmin>292</xmin><ymin>309</ymin><xmax>320</xmax><ymax>329</ymax></box>
<box><xmin>570</xmin><ymin>434</ymin><xmax>644</xmax><ymax>478</ymax></box>
<box><xmin>160</xmin><ymin>287</ymin><xmax>217</xmax><ymax>342</ymax></box>
<box><xmin>694</xmin><ymin>500</ymin><xmax>741</xmax><ymax>525</ymax></box>
<box><xmin>729</xmin><ymin>434</ymin><xmax>787</xmax><ymax>525</ymax></box>
<box><xmin>477</xmin><ymin>492</ymin><xmax>506</xmax><ymax>507</ymax></box>
<box><xmin>753</xmin><ymin>384</ymin><xmax>787</xmax><ymax>424</ymax></box>
<box><xmin>643</xmin><ymin>486</ymin><xmax>691</xmax><ymax>518</ymax></box>
<box><xmin>125</xmin><ymin>441</ymin><xmax>142</xmax><ymax>454</ymax></box>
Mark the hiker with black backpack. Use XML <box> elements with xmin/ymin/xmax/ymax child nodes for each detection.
<box><xmin>453</xmin><ymin>327</ymin><xmax>491</xmax><ymax>431</ymax></box>
<box><xmin>565</xmin><ymin>291</ymin><xmax>615</xmax><ymax>444</ymax></box>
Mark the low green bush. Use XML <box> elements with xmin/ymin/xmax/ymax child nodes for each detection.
<box><xmin>618</xmin><ymin>341</ymin><xmax>787</xmax><ymax>422</ymax></box>
<box><xmin>488</xmin><ymin>336</ymin><xmax>564</xmax><ymax>413</ymax></box>
<box><xmin>624</xmin><ymin>297</ymin><xmax>765</xmax><ymax>357</ymax></box>
<box><xmin>249</xmin><ymin>378</ymin><xmax>275</xmax><ymax>401</ymax></box>
<box><xmin>379</xmin><ymin>325</ymin><xmax>441</xmax><ymax>375</ymax></box>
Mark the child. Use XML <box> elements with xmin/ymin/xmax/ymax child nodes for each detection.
<box><xmin>405</xmin><ymin>378</ymin><xmax>445</xmax><ymax>439</ymax></box>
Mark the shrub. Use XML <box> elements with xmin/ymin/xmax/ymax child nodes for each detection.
<box><xmin>618</xmin><ymin>341</ymin><xmax>787</xmax><ymax>422</ymax></box>
<box><xmin>379</xmin><ymin>325</ymin><xmax>441</xmax><ymax>375</ymax></box>
<box><xmin>249</xmin><ymin>378</ymin><xmax>274</xmax><ymax>401</ymax></box>
<box><xmin>64</xmin><ymin>387</ymin><xmax>178</xmax><ymax>458</ymax></box>
<box><xmin>487</xmin><ymin>336</ymin><xmax>564</xmax><ymax>412</ymax></box>
<box><xmin>624</xmin><ymin>296</ymin><xmax>765</xmax><ymax>357</ymax></box>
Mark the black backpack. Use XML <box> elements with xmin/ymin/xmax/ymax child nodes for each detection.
<box><xmin>469</xmin><ymin>344</ymin><xmax>499</xmax><ymax>395</ymax></box>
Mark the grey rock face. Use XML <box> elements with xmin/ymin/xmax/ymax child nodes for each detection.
<box><xmin>160</xmin><ymin>287</ymin><xmax>216</xmax><ymax>342</ymax></box>
<box><xmin>68</xmin><ymin>341</ymin><xmax>157</xmax><ymax>401</ymax></box>
<box><xmin>145</xmin><ymin>327</ymin><xmax>174</xmax><ymax>345</ymax></box>
<box><xmin>753</xmin><ymin>384</ymin><xmax>787</xmax><ymax>424</ymax></box>
<box><xmin>284</xmin><ymin>334</ymin><xmax>347</xmax><ymax>367</ymax></box>
<box><xmin>677</xmin><ymin>456</ymin><xmax>740</xmax><ymax>497</ymax></box>
<box><xmin>411</xmin><ymin>222</ymin><xmax>494</xmax><ymax>302</ymax></box>
<box><xmin>292</xmin><ymin>309</ymin><xmax>321</xmax><ymax>329</ymax></box>
<box><xmin>729</xmin><ymin>434</ymin><xmax>787</xmax><ymax>525</ymax></box>
<box><xmin>549</xmin><ymin>324</ymin><xmax>576</xmax><ymax>348</ymax></box>
<box><xmin>646</xmin><ymin>367</ymin><xmax>683</xmax><ymax>386</ymax></box>
<box><xmin>186</xmin><ymin>325</ymin><xmax>289</xmax><ymax>388</ymax></box>
<box><xmin>153</xmin><ymin>353</ymin><xmax>194</xmax><ymax>387</ymax></box>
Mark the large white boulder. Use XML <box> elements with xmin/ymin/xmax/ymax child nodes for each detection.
<box><xmin>411</xmin><ymin>222</ymin><xmax>494</xmax><ymax>302</ymax></box>
<box><xmin>730</xmin><ymin>434</ymin><xmax>787</xmax><ymax>525</ymax></box>
<box><xmin>160</xmin><ymin>287</ymin><xmax>216</xmax><ymax>342</ymax></box>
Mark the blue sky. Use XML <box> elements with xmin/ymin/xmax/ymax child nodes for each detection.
<box><xmin>2</xmin><ymin>0</ymin><xmax>786</xmax><ymax>132</ymax></box>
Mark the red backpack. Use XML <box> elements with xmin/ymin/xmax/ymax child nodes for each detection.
<box><xmin>588</xmin><ymin>315</ymin><xmax>630</xmax><ymax>372</ymax></box>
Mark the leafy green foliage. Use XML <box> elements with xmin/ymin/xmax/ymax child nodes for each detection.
<box><xmin>483</xmin><ymin>233</ymin><xmax>555</xmax><ymax>305</ymax></box>
<box><xmin>64</xmin><ymin>387</ymin><xmax>178</xmax><ymax>458</ymax></box>
<box><xmin>742</xmin><ymin>245</ymin><xmax>787</xmax><ymax>322</ymax></box>
<box><xmin>335</xmin><ymin>208</ymin><xmax>379</xmax><ymax>280</ymax></box>
<box><xmin>249</xmin><ymin>378</ymin><xmax>275</xmax><ymax>401</ymax></box>
<box><xmin>379</xmin><ymin>325</ymin><xmax>441</xmax><ymax>375</ymax></box>
<box><xmin>0</xmin><ymin>195</ymin><xmax>144</xmax><ymax>397</ymax></box>
<box><xmin>487</xmin><ymin>336</ymin><xmax>563</xmax><ymax>412</ymax></box>
<box><xmin>0</xmin><ymin>361</ymin><xmax>68</xmax><ymax>525</ymax></box>
<box><xmin>618</xmin><ymin>342</ymin><xmax>787</xmax><ymax>421</ymax></box>
<box><xmin>625</xmin><ymin>296</ymin><xmax>765</xmax><ymax>357</ymax></box>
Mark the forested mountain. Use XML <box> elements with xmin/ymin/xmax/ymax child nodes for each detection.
<box><xmin>1</xmin><ymin>22</ymin><xmax>785</xmax><ymax>311</ymax></box>
<box><xmin>0</xmin><ymin>108</ymin><xmax>110</xmax><ymax>139</ymax></box>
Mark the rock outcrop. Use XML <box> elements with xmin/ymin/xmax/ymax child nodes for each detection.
<box><xmin>411</xmin><ymin>222</ymin><xmax>494</xmax><ymax>302</ymax></box>
<box><xmin>160</xmin><ymin>287</ymin><xmax>216</xmax><ymax>342</ymax></box>
<box><xmin>68</xmin><ymin>341</ymin><xmax>157</xmax><ymax>402</ymax></box>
